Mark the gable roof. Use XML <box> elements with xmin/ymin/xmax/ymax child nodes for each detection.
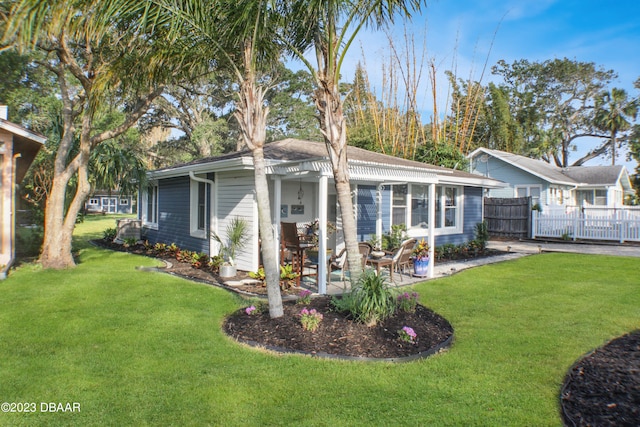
<box><xmin>0</xmin><ymin>118</ymin><xmax>47</xmax><ymax>183</ymax></box>
<box><xmin>468</xmin><ymin>147</ymin><xmax>633</xmax><ymax>193</ymax></box>
<box><xmin>150</xmin><ymin>139</ymin><xmax>504</xmax><ymax>188</ymax></box>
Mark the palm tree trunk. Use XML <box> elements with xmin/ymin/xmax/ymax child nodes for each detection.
<box><xmin>315</xmin><ymin>83</ymin><xmax>362</xmax><ymax>282</ymax></box>
<box><xmin>234</xmin><ymin>46</ymin><xmax>283</xmax><ymax>317</ymax></box>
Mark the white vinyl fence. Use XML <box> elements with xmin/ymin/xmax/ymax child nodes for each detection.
<box><xmin>532</xmin><ymin>207</ymin><xmax>640</xmax><ymax>243</ymax></box>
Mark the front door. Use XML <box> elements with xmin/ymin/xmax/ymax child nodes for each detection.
<box><xmin>101</xmin><ymin>197</ymin><xmax>117</xmax><ymax>213</ymax></box>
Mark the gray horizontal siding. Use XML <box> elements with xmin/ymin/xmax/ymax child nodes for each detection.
<box><xmin>216</xmin><ymin>172</ymin><xmax>257</xmax><ymax>271</ymax></box>
<box><xmin>145</xmin><ymin>176</ymin><xmax>209</xmax><ymax>254</ymax></box>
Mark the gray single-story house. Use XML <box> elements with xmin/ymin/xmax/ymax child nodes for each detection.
<box><xmin>468</xmin><ymin>147</ymin><xmax>634</xmax><ymax>211</ymax></box>
<box><xmin>139</xmin><ymin>139</ymin><xmax>503</xmax><ymax>292</ymax></box>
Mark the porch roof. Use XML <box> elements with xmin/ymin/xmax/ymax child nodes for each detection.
<box><xmin>149</xmin><ymin>139</ymin><xmax>504</xmax><ymax>188</ymax></box>
<box><xmin>0</xmin><ymin>118</ymin><xmax>47</xmax><ymax>183</ymax></box>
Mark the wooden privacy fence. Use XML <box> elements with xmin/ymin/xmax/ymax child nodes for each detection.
<box><xmin>532</xmin><ymin>209</ymin><xmax>640</xmax><ymax>243</ymax></box>
<box><xmin>484</xmin><ymin>197</ymin><xmax>531</xmax><ymax>238</ymax></box>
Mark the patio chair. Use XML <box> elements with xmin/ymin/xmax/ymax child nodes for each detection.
<box><xmin>358</xmin><ymin>242</ymin><xmax>373</xmax><ymax>269</ymax></box>
<box><xmin>281</xmin><ymin>222</ymin><xmax>312</xmax><ymax>286</ymax></box>
<box><xmin>393</xmin><ymin>238</ymin><xmax>417</xmax><ymax>280</ymax></box>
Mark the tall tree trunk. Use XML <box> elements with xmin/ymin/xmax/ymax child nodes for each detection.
<box><xmin>234</xmin><ymin>48</ymin><xmax>283</xmax><ymax>318</ymax></box>
<box><xmin>611</xmin><ymin>130</ymin><xmax>617</xmax><ymax>166</ymax></box>
<box><xmin>315</xmin><ymin>81</ymin><xmax>362</xmax><ymax>283</ymax></box>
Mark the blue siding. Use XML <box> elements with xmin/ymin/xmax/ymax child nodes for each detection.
<box><xmin>471</xmin><ymin>156</ymin><xmax>547</xmax><ymax>199</ymax></box>
<box><xmin>143</xmin><ymin>176</ymin><xmax>209</xmax><ymax>254</ymax></box>
<box><xmin>433</xmin><ymin>186</ymin><xmax>482</xmax><ymax>246</ymax></box>
<box><xmin>357</xmin><ymin>185</ymin><xmax>377</xmax><ymax>240</ymax></box>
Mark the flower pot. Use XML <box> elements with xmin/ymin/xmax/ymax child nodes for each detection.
<box><xmin>413</xmin><ymin>257</ymin><xmax>429</xmax><ymax>277</ymax></box>
<box><xmin>219</xmin><ymin>265</ymin><xmax>237</xmax><ymax>278</ymax></box>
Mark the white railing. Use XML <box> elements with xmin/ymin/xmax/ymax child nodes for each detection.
<box><xmin>532</xmin><ymin>209</ymin><xmax>640</xmax><ymax>243</ymax></box>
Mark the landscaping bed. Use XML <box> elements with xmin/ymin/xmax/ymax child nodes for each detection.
<box><xmin>223</xmin><ymin>296</ymin><xmax>453</xmax><ymax>360</ymax></box>
<box><xmin>560</xmin><ymin>330</ymin><xmax>640</xmax><ymax>426</ymax></box>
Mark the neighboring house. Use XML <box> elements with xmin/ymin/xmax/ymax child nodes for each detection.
<box><xmin>139</xmin><ymin>139</ymin><xmax>503</xmax><ymax>292</ymax></box>
<box><xmin>0</xmin><ymin>106</ymin><xmax>46</xmax><ymax>278</ymax></box>
<box><xmin>85</xmin><ymin>192</ymin><xmax>134</xmax><ymax>214</ymax></box>
<box><xmin>468</xmin><ymin>148</ymin><xmax>634</xmax><ymax>211</ymax></box>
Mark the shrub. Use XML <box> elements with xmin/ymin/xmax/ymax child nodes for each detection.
<box><xmin>397</xmin><ymin>291</ymin><xmax>419</xmax><ymax>313</ymax></box>
<box><xmin>382</xmin><ymin>224</ymin><xmax>407</xmax><ymax>251</ymax></box>
<box><xmin>102</xmin><ymin>227</ymin><xmax>117</xmax><ymax>241</ymax></box>
<box><xmin>474</xmin><ymin>221</ymin><xmax>489</xmax><ymax>250</ymax></box>
<box><xmin>298</xmin><ymin>308</ymin><xmax>323</xmax><ymax>332</ymax></box>
<box><xmin>123</xmin><ymin>237</ymin><xmax>138</xmax><ymax>247</ymax></box>
<box><xmin>207</xmin><ymin>255</ymin><xmax>224</xmax><ymax>272</ymax></box>
<box><xmin>249</xmin><ymin>267</ymin><xmax>266</xmax><ymax>281</ymax></box>
<box><xmin>332</xmin><ymin>270</ymin><xmax>397</xmax><ymax>326</ymax></box>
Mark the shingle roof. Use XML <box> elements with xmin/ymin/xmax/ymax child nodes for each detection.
<box><xmin>469</xmin><ymin>147</ymin><xmax>631</xmax><ymax>191</ymax></box>
<box><xmin>154</xmin><ymin>138</ymin><xmax>491</xmax><ymax>182</ymax></box>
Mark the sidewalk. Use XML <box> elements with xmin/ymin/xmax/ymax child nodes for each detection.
<box><xmin>320</xmin><ymin>239</ymin><xmax>640</xmax><ymax>295</ymax></box>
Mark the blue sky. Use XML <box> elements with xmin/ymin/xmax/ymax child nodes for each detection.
<box><xmin>345</xmin><ymin>0</ymin><xmax>640</xmax><ymax>169</ymax></box>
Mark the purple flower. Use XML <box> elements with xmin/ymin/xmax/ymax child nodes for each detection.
<box><xmin>402</xmin><ymin>326</ymin><xmax>417</xmax><ymax>338</ymax></box>
<box><xmin>245</xmin><ymin>305</ymin><xmax>256</xmax><ymax>315</ymax></box>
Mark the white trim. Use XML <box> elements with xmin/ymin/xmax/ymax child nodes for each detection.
<box><xmin>189</xmin><ymin>172</ymin><xmax>211</xmax><ymax>239</ymax></box>
<box><xmin>142</xmin><ymin>182</ymin><xmax>159</xmax><ymax>229</ymax></box>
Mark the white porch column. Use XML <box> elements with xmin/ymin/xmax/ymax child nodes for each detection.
<box><xmin>376</xmin><ymin>184</ymin><xmax>384</xmax><ymax>245</ymax></box>
<box><xmin>428</xmin><ymin>183</ymin><xmax>436</xmax><ymax>279</ymax></box>
<box><xmin>317</xmin><ymin>175</ymin><xmax>329</xmax><ymax>294</ymax></box>
<box><xmin>273</xmin><ymin>176</ymin><xmax>282</xmax><ymax>266</ymax></box>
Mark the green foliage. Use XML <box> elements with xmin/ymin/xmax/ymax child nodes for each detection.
<box><xmin>414</xmin><ymin>141</ymin><xmax>469</xmax><ymax>169</ymax></box>
<box><xmin>381</xmin><ymin>224</ymin><xmax>407</xmax><ymax>251</ymax></box>
<box><xmin>298</xmin><ymin>307</ymin><xmax>323</xmax><ymax>332</ymax></box>
<box><xmin>123</xmin><ymin>237</ymin><xmax>138</xmax><ymax>247</ymax></box>
<box><xmin>213</xmin><ymin>217</ymin><xmax>249</xmax><ymax>265</ymax></box>
<box><xmin>102</xmin><ymin>227</ymin><xmax>117</xmax><ymax>241</ymax></box>
<box><xmin>249</xmin><ymin>267</ymin><xmax>266</xmax><ymax>281</ymax></box>
<box><xmin>15</xmin><ymin>226</ymin><xmax>43</xmax><ymax>259</ymax></box>
<box><xmin>473</xmin><ymin>221</ymin><xmax>489</xmax><ymax>250</ymax></box>
<box><xmin>332</xmin><ymin>270</ymin><xmax>397</xmax><ymax>326</ymax></box>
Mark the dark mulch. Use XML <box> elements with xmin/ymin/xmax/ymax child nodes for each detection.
<box><xmin>560</xmin><ymin>330</ymin><xmax>640</xmax><ymax>427</ymax></box>
<box><xmin>223</xmin><ymin>296</ymin><xmax>453</xmax><ymax>360</ymax></box>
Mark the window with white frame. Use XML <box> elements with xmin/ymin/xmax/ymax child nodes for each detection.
<box><xmin>410</xmin><ymin>184</ymin><xmax>429</xmax><ymax>228</ymax></box>
<box><xmin>393</xmin><ymin>184</ymin><xmax>462</xmax><ymax>233</ymax></box>
<box><xmin>143</xmin><ymin>183</ymin><xmax>158</xmax><ymax>227</ymax></box>
<box><xmin>119</xmin><ymin>198</ymin><xmax>129</xmax><ymax>205</ymax></box>
<box><xmin>88</xmin><ymin>198</ymin><xmax>99</xmax><ymax>205</ymax></box>
<box><xmin>516</xmin><ymin>185</ymin><xmax>541</xmax><ymax>207</ymax></box>
<box><xmin>594</xmin><ymin>189</ymin><xmax>607</xmax><ymax>206</ymax></box>
<box><xmin>391</xmin><ymin>184</ymin><xmax>407</xmax><ymax>226</ymax></box>
<box><xmin>190</xmin><ymin>177</ymin><xmax>208</xmax><ymax>238</ymax></box>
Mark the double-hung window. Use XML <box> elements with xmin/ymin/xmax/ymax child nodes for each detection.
<box><xmin>190</xmin><ymin>176</ymin><xmax>209</xmax><ymax>238</ymax></box>
<box><xmin>143</xmin><ymin>182</ymin><xmax>158</xmax><ymax>228</ymax></box>
<box><xmin>392</xmin><ymin>183</ymin><xmax>462</xmax><ymax>234</ymax></box>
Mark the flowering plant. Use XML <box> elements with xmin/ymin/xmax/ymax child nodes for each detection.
<box><xmin>245</xmin><ymin>305</ymin><xmax>257</xmax><ymax>315</ymax></box>
<box><xmin>398</xmin><ymin>326</ymin><xmax>417</xmax><ymax>343</ymax></box>
<box><xmin>397</xmin><ymin>292</ymin><xmax>419</xmax><ymax>313</ymax></box>
<box><xmin>298</xmin><ymin>289</ymin><xmax>312</xmax><ymax>305</ymax></box>
<box><xmin>299</xmin><ymin>307</ymin><xmax>323</xmax><ymax>332</ymax></box>
<box><xmin>412</xmin><ymin>238</ymin><xmax>429</xmax><ymax>260</ymax></box>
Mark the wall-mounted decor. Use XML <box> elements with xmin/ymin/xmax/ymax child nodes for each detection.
<box><xmin>280</xmin><ymin>204</ymin><xmax>288</xmax><ymax>218</ymax></box>
<box><xmin>291</xmin><ymin>205</ymin><xmax>304</xmax><ymax>215</ymax></box>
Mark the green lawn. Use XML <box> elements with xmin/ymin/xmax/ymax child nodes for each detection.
<box><xmin>0</xmin><ymin>215</ymin><xmax>638</xmax><ymax>426</ymax></box>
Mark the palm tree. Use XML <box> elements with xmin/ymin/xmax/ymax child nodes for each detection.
<box><xmin>2</xmin><ymin>0</ymin><xmax>170</xmax><ymax>269</ymax></box>
<box><xmin>283</xmin><ymin>0</ymin><xmax>427</xmax><ymax>281</ymax></box>
<box><xmin>594</xmin><ymin>88</ymin><xmax>638</xmax><ymax>165</ymax></box>
<box><xmin>132</xmin><ymin>0</ymin><xmax>286</xmax><ymax>317</ymax></box>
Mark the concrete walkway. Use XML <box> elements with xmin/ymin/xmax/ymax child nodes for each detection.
<box><xmin>320</xmin><ymin>239</ymin><xmax>640</xmax><ymax>295</ymax></box>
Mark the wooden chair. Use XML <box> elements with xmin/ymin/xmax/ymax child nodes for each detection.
<box><xmin>280</xmin><ymin>222</ymin><xmax>311</xmax><ymax>286</ymax></box>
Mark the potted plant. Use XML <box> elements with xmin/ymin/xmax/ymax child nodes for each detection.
<box><xmin>305</xmin><ymin>220</ymin><xmax>336</xmax><ymax>264</ymax></box>
<box><xmin>213</xmin><ymin>217</ymin><xmax>249</xmax><ymax>278</ymax></box>
<box><xmin>412</xmin><ymin>238</ymin><xmax>430</xmax><ymax>277</ymax></box>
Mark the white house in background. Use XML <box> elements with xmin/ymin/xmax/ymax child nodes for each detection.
<box><xmin>468</xmin><ymin>148</ymin><xmax>635</xmax><ymax>211</ymax></box>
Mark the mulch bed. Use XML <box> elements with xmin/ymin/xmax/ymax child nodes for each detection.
<box><xmin>560</xmin><ymin>330</ymin><xmax>640</xmax><ymax>426</ymax></box>
<box><xmin>223</xmin><ymin>296</ymin><xmax>453</xmax><ymax>360</ymax></box>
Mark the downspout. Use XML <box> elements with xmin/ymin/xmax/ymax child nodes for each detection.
<box><xmin>2</xmin><ymin>153</ymin><xmax>21</xmax><ymax>280</ymax></box>
<box><xmin>189</xmin><ymin>171</ymin><xmax>216</xmax><ymax>253</ymax></box>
